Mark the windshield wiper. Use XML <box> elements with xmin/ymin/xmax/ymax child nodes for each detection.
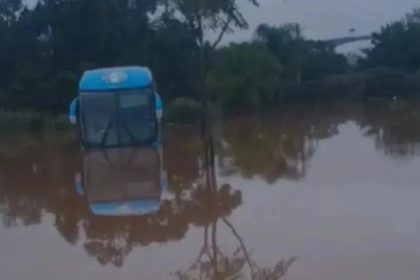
<box><xmin>100</xmin><ymin>119</ymin><xmax>113</xmax><ymax>147</ymax></box>
<box><xmin>121</xmin><ymin>120</ymin><xmax>137</xmax><ymax>144</ymax></box>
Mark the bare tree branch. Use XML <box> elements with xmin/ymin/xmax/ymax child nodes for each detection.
<box><xmin>210</xmin><ymin>14</ymin><xmax>233</xmax><ymax>51</ymax></box>
<box><xmin>222</xmin><ymin>217</ymin><xmax>256</xmax><ymax>279</ymax></box>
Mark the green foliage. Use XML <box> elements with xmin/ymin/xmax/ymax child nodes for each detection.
<box><xmin>0</xmin><ymin>110</ymin><xmax>71</xmax><ymax>133</ymax></box>
<box><xmin>205</xmin><ymin>23</ymin><xmax>351</xmax><ymax>110</ymax></box>
<box><xmin>0</xmin><ymin>0</ymin><xmax>201</xmax><ymax>112</ymax></box>
<box><xmin>0</xmin><ymin>1</ymin><xmax>418</xmax><ymax>120</ymax></box>
<box><xmin>0</xmin><ymin>0</ymin><xmax>22</xmax><ymax>23</ymax></box>
<box><xmin>275</xmin><ymin>68</ymin><xmax>420</xmax><ymax>102</ymax></box>
<box><xmin>163</xmin><ymin>0</ymin><xmax>259</xmax><ymax>49</ymax></box>
<box><xmin>255</xmin><ymin>23</ymin><xmax>349</xmax><ymax>82</ymax></box>
<box><xmin>165</xmin><ymin>97</ymin><xmax>202</xmax><ymax>124</ymax></box>
<box><xmin>363</xmin><ymin>67</ymin><xmax>411</xmax><ymax>97</ymax></box>
<box><xmin>360</xmin><ymin>8</ymin><xmax>420</xmax><ymax>72</ymax></box>
<box><xmin>0</xmin><ymin>110</ymin><xmax>45</xmax><ymax>132</ymax></box>
<box><xmin>207</xmin><ymin>43</ymin><xmax>282</xmax><ymax>109</ymax></box>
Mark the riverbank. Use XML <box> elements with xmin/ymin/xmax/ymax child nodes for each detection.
<box><xmin>0</xmin><ymin>98</ymin><xmax>417</xmax><ymax>134</ymax></box>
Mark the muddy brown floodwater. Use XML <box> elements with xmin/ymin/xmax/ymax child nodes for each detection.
<box><xmin>2</xmin><ymin>102</ymin><xmax>420</xmax><ymax>280</ymax></box>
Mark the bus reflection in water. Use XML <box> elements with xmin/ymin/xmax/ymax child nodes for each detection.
<box><xmin>74</xmin><ymin>145</ymin><xmax>175</xmax><ymax>217</ymax></box>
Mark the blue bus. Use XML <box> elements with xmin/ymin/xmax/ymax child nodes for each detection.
<box><xmin>69</xmin><ymin>66</ymin><xmax>163</xmax><ymax>148</ymax></box>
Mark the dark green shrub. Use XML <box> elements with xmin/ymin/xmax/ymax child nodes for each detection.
<box><xmin>165</xmin><ymin>97</ymin><xmax>201</xmax><ymax>124</ymax></box>
<box><xmin>363</xmin><ymin>68</ymin><xmax>410</xmax><ymax>98</ymax></box>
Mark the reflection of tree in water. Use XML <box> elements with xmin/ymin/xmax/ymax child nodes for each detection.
<box><xmin>216</xmin><ymin>102</ymin><xmax>420</xmax><ymax>182</ymax></box>
<box><xmin>218</xmin><ymin>118</ymin><xmax>312</xmax><ymax>182</ymax></box>
<box><xmin>77</xmin><ymin>125</ymin><xmax>242</xmax><ymax>267</ymax></box>
<box><xmin>216</xmin><ymin>105</ymin><xmax>349</xmax><ymax>183</ymax></box>
<box><xmin>357</xmin><ymin>102</ymin><xmax>420</xmax><ymax>158</ymax></box>
<box><xmin>0</xmin><ymin>134</ymin><xmax>81</xmax><ymax>230</ymax></box>
<box><xmin>164</xmin><ymin>125</ymin><xmax>202</xmax><ymax>192</ymax></box>
<box><xmin>174</xmin><ymin>216</ymin><xmax>296</xmax><ymax>280</ymax></box>
<box><xmin>174</xmin><ymin>133</ymin><xmax>296</xmax><ymax>280</ymax></box>
<box><xmin>81</xmin><ymin>181</ymin><xmax>242</xmax><ymax>267</ymax></box>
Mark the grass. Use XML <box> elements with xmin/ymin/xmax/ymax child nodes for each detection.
<box><xmin>0</xmin><ymin>110</ymin><xmax>72</xmax><ymax>133</ymax></box>
<box><xmin>0</xmin><ymin>111</ymin><xmax>77</xmax><ymax>160</ymax></box>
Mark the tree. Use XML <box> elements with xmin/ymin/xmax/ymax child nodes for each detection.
<box><xmin>0</xmin><ymin>0</ymin><xmax>22</xmax><ymax>23</ymax></box>
<box><xmin>0</xmin><ymin>0</ymin><xmax>160</xmax><ymax>111</ymax></box>
<box><xmin>150</xmin><ymin>17</ymin><xmax>200</xmax><ymax>101</ymax></box>
<box><xmin>207</xmin><ymin>42</ymin><xmax>282</xmax><ymax>109</ymax></box>
<box><xmin>160</xmin><ymin>0</ymin><xmax>260</xmax><ymax>95</ymax></box>
<box><xmin>158</xmin><ymin>0</ymin><xmax>260</xmax><ymax>167</ymax></box>
<box><xmin>256</xmin><ymin>23</ymin><xmax>349</xmax><ymax>83</ymax></box>
<box><xmin>256</xmin><ymin>23</ymin><xmax>305</xmax><ymax>84</ymax></box>
<box><xmin>360</xmin><ymin>8</ymin><xmax>420</xmax><ymax>72</ymax></box>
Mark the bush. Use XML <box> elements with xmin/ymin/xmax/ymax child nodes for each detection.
<box><xmin>0</xmin><ymin>111</ymin><xmax>45</xmax><ymax>132</ymax></box>
<box><xmin>164</xmin><ymin>97</ymin><xmax>202</xmax><ymax>124</ymax></box>
<box><xmin>207</xmin><ymin>42</ymin><xmax>282</xmax><ymax>110</ymax></box>
<box><xmin>362</xmin><ymin>68</ymin><xmax>411</xmax><ymax>98</ymax></box>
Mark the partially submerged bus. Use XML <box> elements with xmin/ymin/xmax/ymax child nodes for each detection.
<box><xmin>69</xmin><ymin>66</ymin><xmax>163</xmax><ymax>148</ymax></box>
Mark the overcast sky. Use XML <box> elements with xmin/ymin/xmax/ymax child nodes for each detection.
<box><xmin>26</xmin><ymin>0</ymin><xmax>419</xmax><ymax>52</ymax></box>
<box><xmin>230</xmin><ymin>0</ymin><xmax>419</xmax><ymax>40</ymax></box>
<box><xmin>219</xmin><ymin>0</ymin><xmax>419</xmax><ymax>52</ymax></box>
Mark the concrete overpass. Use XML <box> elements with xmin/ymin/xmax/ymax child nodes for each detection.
<box><xmin>323</xmin><ymin>35</ymin><xmax>372</xmax><ymax>47</ymax></box>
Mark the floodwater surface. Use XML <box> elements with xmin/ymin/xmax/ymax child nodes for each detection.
<box><xmin>2</xmin><ymin>103</ymin><xmax>420</xmax><ymax>280</ymax></box>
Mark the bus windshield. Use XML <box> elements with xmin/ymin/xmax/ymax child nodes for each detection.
<box><xmin>79</xmin><ymin>88</ymin><xmax>157</xmax><ymax>147</ymax></box>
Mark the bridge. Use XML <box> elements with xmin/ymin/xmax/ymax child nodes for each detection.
<box><xmin>323</xmin><ymin>35</ymin><xmax>372</xmax><ymax>47</ymax></box>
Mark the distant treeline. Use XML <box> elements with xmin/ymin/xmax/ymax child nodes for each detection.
<box><xmin>0</xmin><ymin>1</ymin><xmax>419</xmax><ymax>115</ymax></box>
<box><xmin>206</xmin><ymin>9</ymin><xmax>420</xmax><ymax>110</ymax></box>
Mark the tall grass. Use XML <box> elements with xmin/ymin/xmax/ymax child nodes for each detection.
<box><xmin>0</xmin><ymin>110</ymin><xmax>71</xmax><ymax>133</ymax></box>
<box><xmin>0</xmin><ymin>111</ymin><xmax>77</xmax><ymax>161</ymax></box>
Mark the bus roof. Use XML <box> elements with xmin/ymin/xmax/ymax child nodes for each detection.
<box><xmin>79</xmin><ymin>66</ymin><xmax>153</xmax><ymax>92</ymax></box>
